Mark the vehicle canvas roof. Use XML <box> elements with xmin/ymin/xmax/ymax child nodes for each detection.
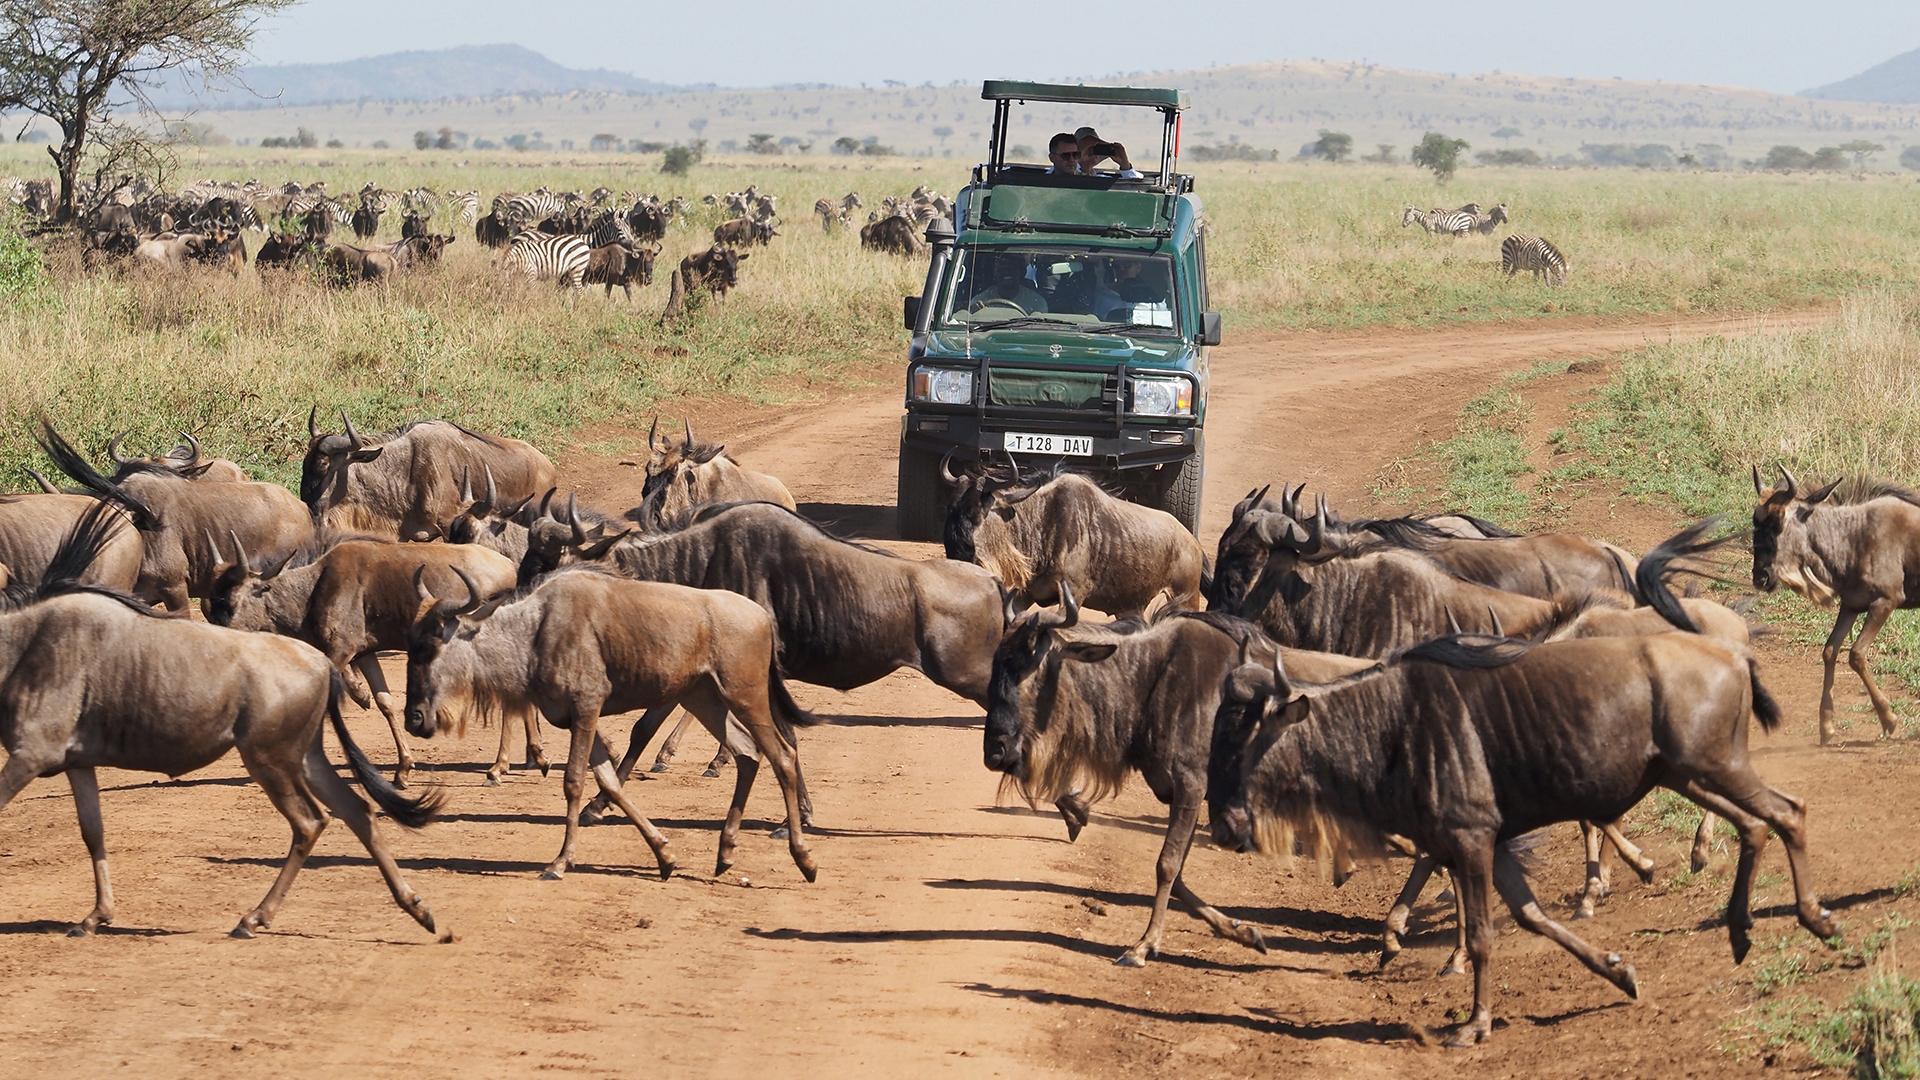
<box><xmin>980</xmin><ymin>80</ymin><xmax>1188</xmax><ymax>112</ymax></box>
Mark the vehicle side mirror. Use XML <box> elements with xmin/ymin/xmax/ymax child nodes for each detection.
<box><xmin>904</xmin><ymin>295</ymin><xmax>921</xmax><ymax>331</ymax></box>
<box><xmin>1201</xmin><ymin>311</ymin><xmax>1223</xmax><ymax>347</ymax></box>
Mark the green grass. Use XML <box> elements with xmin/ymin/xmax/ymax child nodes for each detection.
<box><xmin>1398</xmin><ymin>361</ymin><xmax>1568</xmax><ymax>526</ymax></box>
<box><xmin>1735</xmin><ymin>944</ymin><xmax>1920</xmax><ymax>1077</ymax></box>
<box><xmin>1561</xmin><ymin>291</ymin><xmax>1920</xmax><ymax>696</ymax></box>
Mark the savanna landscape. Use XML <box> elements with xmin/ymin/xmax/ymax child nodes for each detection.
<box><xmin>11</xmin><ymin>6</ymin><xmax>1920</xmax><ymax>1078</ymax></box>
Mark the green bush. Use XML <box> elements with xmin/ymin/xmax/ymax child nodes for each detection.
<box><xmin>0</xmin><ymin>210</ymin><xmax>47</xmax><ymax>300</ymax></box>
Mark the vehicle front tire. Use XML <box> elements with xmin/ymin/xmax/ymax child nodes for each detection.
<box><xmin>1139</xmin><ymin>435</ymin><xmax>1204</xmax><ymax>535</ymax></box>
<box><xmin>896</xmin><ymin>437</ymin><xmax>947</xmax><ymax>542</ymax></box>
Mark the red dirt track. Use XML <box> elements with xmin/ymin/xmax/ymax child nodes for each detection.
<box><xmin>6</xmin><ymin>308</ymin><xmax>1905</xmax><ymax>1079</ymax></box>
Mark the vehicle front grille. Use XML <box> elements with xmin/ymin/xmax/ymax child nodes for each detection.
<box><xmin>987</xmin><ymin>368</ymin><xmax>1106</xmax><ymax>410</ymax></box>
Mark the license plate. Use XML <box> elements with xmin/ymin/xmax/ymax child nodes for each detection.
<box><xmin>1002</xmin><ymin>432</ymin><xmax>1093</xmax><ymax>456</ymax></box>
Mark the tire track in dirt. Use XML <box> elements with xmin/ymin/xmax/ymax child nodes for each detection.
<box><xmin>0</xmin><ymin>307</ymin><xmax>1862</xmax><ymax>1079</ymax></box>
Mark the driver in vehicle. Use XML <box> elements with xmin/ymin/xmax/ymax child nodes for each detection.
<box><xmin>965</xmin><ymin>250</ymin><xmax>1046</xmax><ymax>313</ymax></box>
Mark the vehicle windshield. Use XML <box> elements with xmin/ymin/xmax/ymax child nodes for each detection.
<box><xmin>938</xmin><ymin>247</ymin><xmax>1177</xmax><ymax>335</ymax></box>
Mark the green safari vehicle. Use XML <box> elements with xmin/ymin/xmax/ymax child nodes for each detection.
<box><xmin>896</xmin><ymin>80</ymin><xmax>1220</xmax><ymax>540</ymax></box>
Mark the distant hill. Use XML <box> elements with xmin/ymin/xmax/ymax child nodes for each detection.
<box><xmin>147</xmin><ymin>44</ymin><xmax>679</xmax><ymax>110</ymax></box>
<box><xmin>1807</xmin><ymin>47</ymin><xmax>1920</xmax><ymax>103</ymax></box>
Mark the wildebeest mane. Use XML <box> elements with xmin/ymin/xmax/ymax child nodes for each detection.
<box><xmin>1396</xmin><ymin>634</ymin><xmax>1536</xmax><ymax>670</ymax></box>
<box><xmin>1448</xmin><ymin>513</ymin><xmax>1521</xmax><ymax>538</ymax></box>
<box><xmin>1833</xmin><ymin>476</ymin><xmax>1920</xmax><ymax>508</ymax></box>
<box><xmin>1348</xmin><ymin>516</ymin><xmax>1451</xmax><ymax>550</ymax></box>
<box><xmin>248</xmin><ymin>527</ymin><xmax>388</xmax><ymax>573</ymax></box>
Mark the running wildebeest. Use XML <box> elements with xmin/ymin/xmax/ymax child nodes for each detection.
<box><xmin>205</xmin><ymin>531</ymin><xmax>535</xmax><ymax>787</ymax></box>
<box><xmin>1206</xmin><ymin>562</ymin><xmax>1836</xmax><ymax>1046</ymax></box>
<box><xmin>1751</xmin><ymin>464</ymin><xmax>1920</xmax><ymax>743</ymax></box>
<box><xmin>404</xmin><ymin>565</ymin><xmax>819</xmax><ymax>882</ymax></box>
<box><xmin>0</xmin><ymin>503</ymin><xmax>448</xmax><ymax>940</ymax></box>
<box><xmin>981</xmin><ymin>587</ymin><xmax>1371</xmax><ymax>965</ymax></box>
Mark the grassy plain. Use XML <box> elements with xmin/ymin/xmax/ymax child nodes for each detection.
<box><xmin>4</xmin><ymin>146</ymin><xmax>1920</xmax><ymax>489</ymax></box>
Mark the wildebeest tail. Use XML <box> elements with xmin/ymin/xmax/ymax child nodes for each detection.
<box><xmin>1455</xmin><ymin>513</ymin><xmax>1520</xmax><ymax>538</ymax></box>
<box><xmin>1500</xmin><ymin>828</ymin><xmax>1552</xmax><ymax>878</ymax></box>
<box><xmin>1748</xmin><ymin>657</ymin><xmax>1782</xmax><ymax>733</ymax></box>
<box><xmin>327</xmin><ymin>670</ymin><xmax>444</xmax><ymax>828</ymax></box>
<box><xmin>1635</xmin><ymin>517</ymin><xmax>1734</xmax><ymax>634</ymax></box>
<box><xmin>767</xmin><ymin>661</ymin><xmax>825</xmax><ymax>744</ymax></box>
<box><xmin>36</xmin><ymin>421</ymin><xmax>162</xmax><ymax>530</ymax></box>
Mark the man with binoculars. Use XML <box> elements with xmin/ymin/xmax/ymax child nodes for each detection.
<box><xmin>1046</xmin><ymin>126</ymin><xmax>1143</xmax><ymax>179</ymax></box>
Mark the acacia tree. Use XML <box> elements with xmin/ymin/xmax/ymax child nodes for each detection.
<box><xmin>0</xmin><ymin>0</ymin><xmax>297</xmax><ymax>223</ymax></box>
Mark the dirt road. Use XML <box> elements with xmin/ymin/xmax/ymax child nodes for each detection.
<box><xmin>4</xmin><ymin>307</ymin><xmax>1900</xmax><ymax>1078</ymax></box>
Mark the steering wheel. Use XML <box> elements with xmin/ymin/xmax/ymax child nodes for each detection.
<box><xmin>970</xmin><ymin>297</ymin><xmax>1028</xmax><ymax>318</ymax></box>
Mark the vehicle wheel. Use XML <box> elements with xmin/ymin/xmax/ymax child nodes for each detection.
<box><xmin>896</xmin><ymin>437</ymin><xmax>947</xmax><ymax>542</ymax></box>
<box><xmin>1141</xmin><ymin>436</ymin><xmax>1204</xmax><ymax>534</ymax></box>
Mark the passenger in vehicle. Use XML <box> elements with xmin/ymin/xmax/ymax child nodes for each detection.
<box><xmin>1073</xmin><ymin>126</ymin><xmax>1143</xmax><ymax>180</ymax></box>
<box><xmin>1046</xmin><ymin>132</ymin><xmax>1082</xmax><ymax>174</ymax></box>
<box><xmin>964</xmin><ymin>250</ymin><xmax>1047</xmax><ymax>314</ymax></box>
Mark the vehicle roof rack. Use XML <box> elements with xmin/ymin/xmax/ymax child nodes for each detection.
<box><xmin>980</xmin><ymin>81</ymin><xmax>1188</xmax><ymax>112</ymax></box>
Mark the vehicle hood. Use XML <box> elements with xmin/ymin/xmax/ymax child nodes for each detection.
<box><xmin>922</xmin><ymin>328</ymin><xmax>1194</xmax><ymax>369</ymax></box>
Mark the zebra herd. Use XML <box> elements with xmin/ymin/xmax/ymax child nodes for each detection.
<box><xmin>1400</xmin><ymin>199</ymin><xmax>1570</xmax><ymax>288</ymax></box>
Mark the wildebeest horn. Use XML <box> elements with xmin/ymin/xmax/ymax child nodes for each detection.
<box><xmin>24</xmin><ymin>467</ymin><xmax>58</xmax><ymax>494</ymax></box>
<box><xmin>412</xmin><ymin>564</ymin><xmax>434</xmax><ymax>603</ymax></box>
<box><xmin>1003</xmin><ymin>449</ymin><xmax>1022</xmax><ymax>485</ymax></box>
<box><xmin>1056</xmin><ymin>579</ymin><xmax>1080</xmax><ymax>629</ymax></box>
<box><xmin>228</xmin><ymin>530</ymin><xmax>250</xmax><ymax>575</ymax></box>
<box><xmin>647</xmin><ymin>415</ymin><xmax>660</xmax><ymax>449</ymax></box>
<box><xmin>1001</xmin><ymin>586</ymin><xmax>1021</xmax><ymax>627</ymax></box>
<box><xmin>341</xmin><ymin>410</ymin><xmax>362</xmax><ymax>447</ymax></box>
<box><xmin>106</xmin><ymin>432</ymin><xmax>132</xmax><ymax>465</ymax></box>
<box><xmin>683</xmin><ymin>417</ymin><xmax>694</xmax><ymax>446</ymax></box>
<box><xmin>451</xmin><ymin>566</ymin><xmax>486</xmax><ymax>615</ymax></box>
<box><xmin>1446</xmin><ymin>608</ymin><xmax>1463</xmax><ymax>634</ymax></box>
<box><xmin>939</xmin><ymin>447</ymin><xmax>964</xmax><ymax>485</ymax></box>
<box><xmin>482</xmin><ymin>464</ymin><xmax>498</xmax><ymax>509</ymax></box>
<box><xmin>459</xmin><ymin>467</ymin><xmax>474</xmax><ymax>504</ymax></box>
<box><xmin>1294</xmin><ymin>495</ymin><xmax>1328</xmax><ymax>555</ymax></box>
<box><xmin>307</xmin><ymin>405</ymin><xmax>320</xmax><ymax>439</ymax></box>
<box><xmin>1487</xmin><ymin>605</ymin><xmax>1505</xmax><ymax>637</ymax></box>
<box><xmin>568</xmin><ymin>494</ymin><xmax>588</xmax><ymax>545</ymax></box>
<box><xmin>1751</xmin><ymin>463</ymin><xmax>1765</xmax><ymax>497</ymax></box>
<box><xmin>179</xmin><ymin>431</ymin><xmax>203</xmax><ymax>463</ymax></box>
<box><xmin>536</xmin><ymin>487</ymin><xmax>558</xmax><ymax>521</ymax></box>
<box><xmin>204</xmin><ymin>530</ymin><xmax>224</xmax><ymax>568</ymax></box>
<box><xmin>1777</xmin><ymin>463</ymin><xmax>1799</xmax><ymax>498</ymax></box>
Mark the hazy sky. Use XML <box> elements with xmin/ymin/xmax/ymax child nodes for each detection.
<box><xmin>245</xmin><ymin>1</ymin><xmax>1920</xmax><ymax>96</ymax></box>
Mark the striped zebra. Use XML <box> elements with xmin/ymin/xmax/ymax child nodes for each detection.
<box><xmin>507</xmin><ymin>230</ymin><xmax>591</xmax><ymax>288</ymax></box>
<box><xmin>444</xmin><ymin>190</ymin><xmax>479</xmax><ymax>224</ymax></box>
<box><xmin>1472</xmin><ymin>203</ymin><xmax>1510</xmax><ymax>235</ymax></box>
<box><xmin>1500</xmin><ymin>234</ymin><xmax>1569</xmax><ymax>287</ymax></box>
<box><xmin>497</xmin><ymin>191</ymin><xmax>566</xmax><ymax>227</ymax></box>
<box><xmin>583</xmin><ymin>208</ymin><xmax>639</xmax><ymax>249</ymax></box>
<box><xmin>1401</xmin><ymin>205</ymin><xmax>1438</xmax><ymax>232</ymax></box>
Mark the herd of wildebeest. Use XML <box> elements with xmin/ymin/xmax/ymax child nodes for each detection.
<box><xmin>4</xmin><ymin>174</ymin><xmax>943</xmax><ymax>318</ymax></box>
<box><xmin>2</xmin><ymin>389</ymin><xmax>1911</xmax><ymax>1045</ymax></box>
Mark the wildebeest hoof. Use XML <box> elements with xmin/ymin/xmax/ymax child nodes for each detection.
<box><xmin>1438</xmin><ymin>952</ymin><xmax>1467</xmax><ymax>977</ymax></box>
<box><xmin>1731</xmin><ymin>931</ymin><xmax>1752</xmax><ymax>964</ymax></box>
<box><xmin>795</xmin><ymin>855</ymin><xmax>818</xmax><ymax>883</ymax></box>
<box><xmin>771</xmin><ymin>825</ymin><xmax>790</xmax><ymax>839</ymax></box>
<box><xmin>1114</xmin><ymin>950</ymin><xmax>1148</xmax><ymax>968</ymax></box>
<box><xmin>657</xmin><ymin>859</ymin><xmax>675</xmax><ymax>882</ymax></box>
<box><xmin>539</xmin><ymin>866</ymin><xmax>567</xmax><ymax>882</ymax></box>
<box><xmin>1631</xmin><ymin>859</ymin><xmax>1657</xmax><ymax>884</ymax></box>
<box><xmin>66</xmin><ymin>923</ymin><xmax>95</xmax><ymax>938</ymax></box>
<box><xmin>650</xmin><ymin>762</ymin><xmax>672</xmax><ymax>774</ymax></box>
<box><xmin>436</xmin><ymin>928</ymin><xmax>455</xmax><ymax>944</ymax></box>
<box><xmin>1236</xmin><ymin>922</ymin><xmax>1269</xmax><ymax>955</ymax></box>
<box><xmin>577</xmin><ymin>807</ymin><xmax>603</xmax><ymax>826</ymax></box>
<box><xmin>1436</xmin><ymin>887</ymin><xmax>1455</xmax><ymax>904</ymax></box>
<box><xmin>702</xmin><ymin>767</ymin><xmax>720</xmax><ymax>778</ymax></box>
<box><xmin>1442</xmin><ymin>1017</ymin><xmax>1491</xmax><ymax>1048</ymax></box>
<box><xmin>484</xmin><ymin>772</ymin><xmax>503</xmax><ymax>787</ymax></box>
<box><xmin>1610</xmin><ymin>957</ymin><xmax>1640</xmax><ymax>998</ymax></box>
<box><xmin>1689</xmin><ymin>849</ymin><xmax>1710</xmax><ymax>874</ymax></box>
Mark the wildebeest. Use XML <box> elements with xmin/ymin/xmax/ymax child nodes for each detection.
<box><xmin>583</xmin><ymin>241</ymin><xmax>658</xmax><ymax>300</ymax></box>
<box><xmin>1206</xmin><ymin>586</ymin><xmax>1835</xmax><ymax>1045</ymax></box>
<box><xmin>404</xmin><ymin>565</ymin><xmax>819</xmax><ymax>881</ymax></box>
<box><xmin>713</xmin><ymin>216</ymin><xmax>777</xmax><ymax>247</ymax></box>
<box><xmin>1751</xmin><ymin>464</ymin><xmax>1920</xmax><ymax>743</ymax></box>
<box><xmin>944</xmin><ymin>464</ymin><xmax>1204</xmax><ymax>617</ymax></box>
<box><xmin>301</xmin><ymin>411</ymin><xmax>558</xmax><ymax>541</ymax></box>
<box><xmin>41</xmin><ymin>423</ymin><xmax>311</xmax><ymax>612</ymax></box>
<box><xmin>1311</xmin><ymin>497</ymin><xmax>1639</xmax><ymax>599</ymax></box>
<box><xmin>401</xmin><ymin>212</ymin><xmax>428</xmax><ymax>239</ymax></box>
<box><xmin>629</xmin><ymin>434</ymin><xmax>796</xmax><ymax>531</ymax></box>
<box><xmin>0</xmin><ymin>503</ymin><xmax>448</xmax><ymax>940</ymax></box>
<box><xmin>983</xmin><ymin>590</ymin><xmax>1371</xmax><ymax>965</ymax></box>
<box><xmin>320</xmin><ymin>242</ymin><xmax>399</xmax><ymax>285</ymax></box>
<box><xmin>662</xmin><ymin>244</ymin><xmax>748</xmax><ymax>320</ymax></box>
<box><xmin>133</xmin><ymin>233</ymin><xmax>207</xmax><ymax>269</ymax></box>
<box><xmin>106</xmin><ymin>431</ymin><xmax>248</xmax><ymax>483</ymax></box>
<box><xmin>0</xmin><ymin>488</ymin><xmax>145</xmax><ymax>597</ymax></box>
<box><xmin>205</xmin><ymin>532</ymin><xmax>533</xmax><ymax>787</ymax></box>
<box><xmin>860</xmin><ymin>213</ymin><xmax>921</xmax><ymax>256</ymax></box>
<box><xmin>351</xmin><ymin>203</ymin><xmax>381</xmax><ymax>239</ymax></box>
<box><xmin>255</xmin><ymin>231</ymin><xmax>320</xmax><ymax>271</ymax></box>
<box><xmin>475</xmin><ymin>210</ymin><xmax>512</xmax><ymax>249</ymax></box>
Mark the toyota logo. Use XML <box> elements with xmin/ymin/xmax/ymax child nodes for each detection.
<box><xmin>1038</xmin><ymin>381</ymin><xmax>1070</xmax><ymax>402</ymax></box>
<box><xmin>1048</xmin><ymin>344</ymin><xmax>1062</xmax><ymax>357</ymax></box>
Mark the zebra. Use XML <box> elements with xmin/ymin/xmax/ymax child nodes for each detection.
<box><xmin>584</xmin><ymin>208</ymin><xmax>639</xmax><ymax>249</ymax></box>
<box><xmin>507</xmin><ymin>230</ymin><xmax>591</xmax><ymax>288</ymax></box>
<box><xmin>497</xmin><ymin>191</ymin><xmax>566</xmax><ymax>228</ymax></box>
<box><xmin>1428</xmin><ymin>208</ymin><xmax>1478</xmax><ymax>237</ymax></box>
<box><xmin>401</xmin><ymin>187</ymin><xmax>440</xmax><ymax>219</ymax></box>
<box><xmin>1400</xmin><ymin>205</ymin><xmax>1437</xmax><ymax>232</ymax></box>
<box><xmin>444</xmin><ymin>190</ymin><xmax>479</xmax><ymax>224</ymax></box>
<box><xmin>1472</xmin><ymin>203</ymin><xmax>1510</xmax><ymax>235</ymax></box>
<box><xmin>1500</xmin><ymin>234</ymin><xmax>1569</xmax><ymax>287</ymax></box>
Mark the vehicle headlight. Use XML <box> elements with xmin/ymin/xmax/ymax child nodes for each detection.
<box><xmin>1130</xmin><ymin>376</ymin><xmax>1192</xmax><ymax>416</ymax></box>
<box><xmin>912</xmin><ymin>367</ymin><xmax>975</xmax><ymax>405</ymax></box>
